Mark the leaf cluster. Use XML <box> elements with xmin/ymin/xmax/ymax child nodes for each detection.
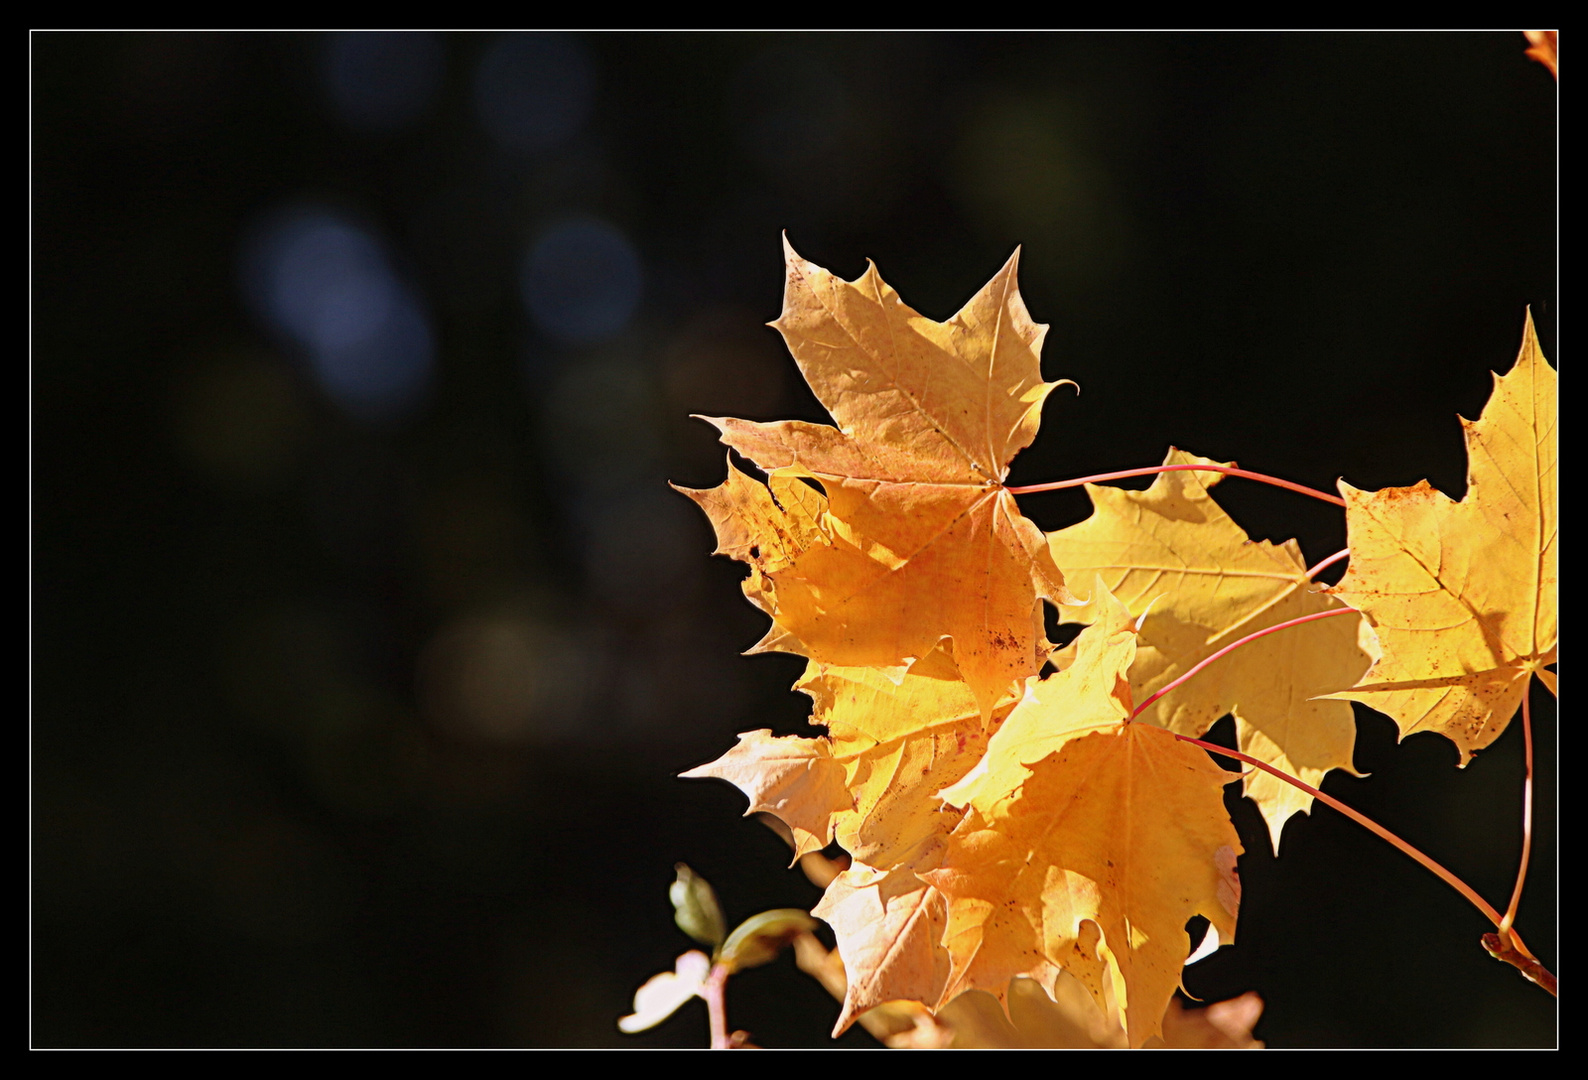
<box><xmin>671</xmin><ymin>240</ymin><xmax>1556</xmax><ymax>1046</ymax></box>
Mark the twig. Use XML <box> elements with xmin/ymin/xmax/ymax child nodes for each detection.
<box><xmin>1482</xmin><ymin>932</ymin><xmax>1557</xmax><ymax>995</ymax></box>
<box><xmin>1176</xmin><ymin>733</ymin><xmax>1555</xmax><ymax>996</ymax></box>
<box><xmin>1498</xmin><ymin>688</ymin><xmax>1536</xmax><ymax>941</ymax></box>
<box><xmin>702</xmin><ymin>963</ymin><xmax>732</xmax><ymax>1048</ymax></box>
<box><xmin>1131</xmin><ymin>609</ymin><xmax>1355</xmax><ymax>720</ymax></box>
<box><xmin>1008</xmin><ymin>463</ymin><xmax>1346</xmax><ymax>507</ymax></box>
<box><xmin>1304</xmin><ymin>548</ymin><xmax>1349</xmax><ymax>580</ymax></box>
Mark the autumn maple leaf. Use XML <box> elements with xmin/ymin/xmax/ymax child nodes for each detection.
<box><xmin>812</xmin><ymin>862</ymin><xmax>954</xmax><ymax>1036</ymax></box>
<box><xmin>1326</xmin><ymin>313</ymin><xmax>1557</xmax><ymax>763</ymax></box>
<box><xmin>1524</xmin><ymin>30</ymin><xmax>1558</xmax><ymax>79</ymax></box>
<box><xmin>795</xmin><ymin>928</ymin><xmax>1266</xmax><ymax>1048</ymax></box>
<box><xmin>675</xmin><ymin>236</ymin><xmax>1072</xmax><ymax>713</ymax></box>
<box><xmin>1045</xmin><ymin>448</ymin><xmax>1370</xmax><ymax>850</ymax></box>
<box><xmin>682</xmin><ymin>646</ymin><xmax>1014</xmax><ymax>1031</ymax></box>
<box><xmin>931</xmin><ymin>584</ymin><xmax>1243</xmax><ymax>1048</ymax></box>
<box><xmin>673</xmin><ymin>239</ymin><xmax>1560</xmax><ymax>1047</ymax></box>
<box><xmin>681</xmin><ymin>647</ymin><xmax>1010</xmax><ymax>865</ymax></box>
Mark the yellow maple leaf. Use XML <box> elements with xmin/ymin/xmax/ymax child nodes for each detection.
<box><xmin>938</xmin><ymin>579</ymin><xmax>1140</xmax><ymax>810</ymax></box>
<box><xmin>795</xmin><ymin>935</ymin><xmax>1266</xmax><ymax>1048</ymax></box>
<box><xmin>811</xmin><ymin>863</ymin><xmax>953</xmax><ymax>1036</ymax></box>
<box><xmin>681</xmin><ymin>646</ymin><xmax>1014</xmax><ymax>866</ymax></box>
<box><xmin>680</xmin><ymin>236</ymin><xmax>1073</xmax><ymax>713</ymax></box>
<box><xmin>1045</xmin><ymin>448</ymin><xmax>1370</xmax><ymax>850</ymax></box>
<box><xmin>929</xmin><ymin>586</ymin><xmax>1243</xmax><ymax>1048</ymax></box>
<box><xmin>678</xmin><ymin>729</ymin><xmax>851</xmax><ymax>859</ymax></box>
<box><xmin>935</xmin><ymin>977</ymin><xmax>1264</xmax><ymax>1049</ymax></box>
<box><xmin>683</xmin><ymin>647</ymin><xmax>1014</xmax><ymax>1034</ymax></box>
<box><xmin>797</xmin><ymin>648</ymin><xmax>1013</xmax><ymax>870</ymax></box>
<box><xmin>1327</xmin><ymin>313</ymin><xmax>1557</xmax><ymax>763</ymax></box>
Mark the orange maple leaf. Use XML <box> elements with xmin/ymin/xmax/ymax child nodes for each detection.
<box><xmin>1524</xmin><ymin>31</ymin><xmax>1557</xmax><ymax>79</ymax></box>
<box><xmin>682</xmin><ymin>647</ymin><xmax>1012</xmax><ymax>865</ymax></box>
<box><xmin>675</xmin><ymin>240</ymin><xmax>1560</xmax><ymax>1045</ymax></box>
<box><xmin>931</xmin><ymin>585</ymin><xmax>1243</xmax><ymax>1048</ymax></box>
<box><xmin>795</xmin><ymin>934</ymin><xmax>1265</xmax><ymax>1048</ymax></box>
<box><xmin>683</xmin><ymin>646</ymin><xmax>1013</xmax><ymax>1031</ymax></box>
<box><xmin>676</xmin><ymin>236</ymin><xmax>1073</xmax><ymax>713</ymax></box>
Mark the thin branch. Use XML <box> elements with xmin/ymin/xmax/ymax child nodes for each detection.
<box><xmin>1305</xmin><ymin>548</ymin><xmax>1350</xmax><ymax>580</ymax></box>
<box><xmin>1482</xmin><ymin>932</ymin><xmax>1557</xmax><ymax>996</ymax></box>
<box><xmin>1131</xmin><ymin>609</ymin><xmax>1355</xmax><ymax>720</ymax></box>
<box><xmin>1176</xmin><ymin>734</ymin><xmax>1494</xmax><ymax>920</ymax></box>
<box><xmin>1499</xmin><ymin>688</ymin><xmax>1536</xmax><ymax>938</ymax></box>
<box><xmin>1176</xmin><ymin>733</ymin><xmax>1555</xmax><ymax>996</ymax></box>
<box><xmin>1007</xmin><ymin>463</ymin><xmax>1347</xmax><ymax>507</ymax></box>
<box><xmin>702</xmin><ymin>963</ymin><xmax>731</xmax><ymax>1048</ymax></box>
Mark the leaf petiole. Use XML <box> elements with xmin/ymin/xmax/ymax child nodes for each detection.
<box><xmin>1173</xmin><ymin>733</ymin><xmax>1556</xmax><ymax>996</ymax></box>
<box><xmin>1008</xmin><ymin>463</ymin><xmax>1347</xmax><ymax>507</ymax></box>
<box><xmin>1498</xmin><ymin>688</ymin><xmax>1535</xmax><ymax>940</ymax></box>
<box><xmin>1305</xmin><ymin>548</ymin><xmax>1350</xmax><ymax>580</ymax></box>
<box><xmin>702</xmin><ymin>962</ymin><xmax>732</xmax><ymax>1049</ymax></box>
<box><xmin>1132</xmin><ymin>599</ymin><xmax>1556</xmax><ymax>995</ymax></box>
<box><xmin>1130</xmin><ymin>608</ymin><xmax>1355</xmax><ymax>720</ymax></box>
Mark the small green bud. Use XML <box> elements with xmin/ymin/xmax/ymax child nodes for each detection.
<box><xmin>669</xmin><ymin>863</ymin><xmax>727</xmax><ymax>951</ymax></box>
<box><xmin>717</xmin><ymin>908</ymin><xmax>819</xmax><ymax>973</ymax></box>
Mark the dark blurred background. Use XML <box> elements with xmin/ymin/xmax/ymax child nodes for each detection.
<box><xmin>33</xmin><ymin>32</ymin><xmax>1555</xmax><ymax>1048</ymax></box>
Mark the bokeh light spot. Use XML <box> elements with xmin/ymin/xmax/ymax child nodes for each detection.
<box><xmin>320</xmin><ymin>32</ymin><xmax>444</xmax><ymax>134</ymax></box>
<box><xmin>729</xmin><ymin>48</ymin><xmax>848</xmax><ymax>169</ymax></box>
<box><xmin>521</xmin><ymin>217</ymin><xmax>643</xmax><ymax>344</ymax></box>
<box><xmin>473</xmin><ymin>33</ymin><xmax>596</xmax><ymax>155</ymax></box>
<box><xmin>419</xmin><ymin>612</ymin><xmax>588</xmax><ymax>745</ymax></box>
<box><xmin>175</xmin><ymin>350</ymin><xmax>306</xmax><ymax>488</ymax></box>
<box><xmin>241</xmin><ymin>206</ymin><xmax>434</xmax><ymax>423</ymax></box>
